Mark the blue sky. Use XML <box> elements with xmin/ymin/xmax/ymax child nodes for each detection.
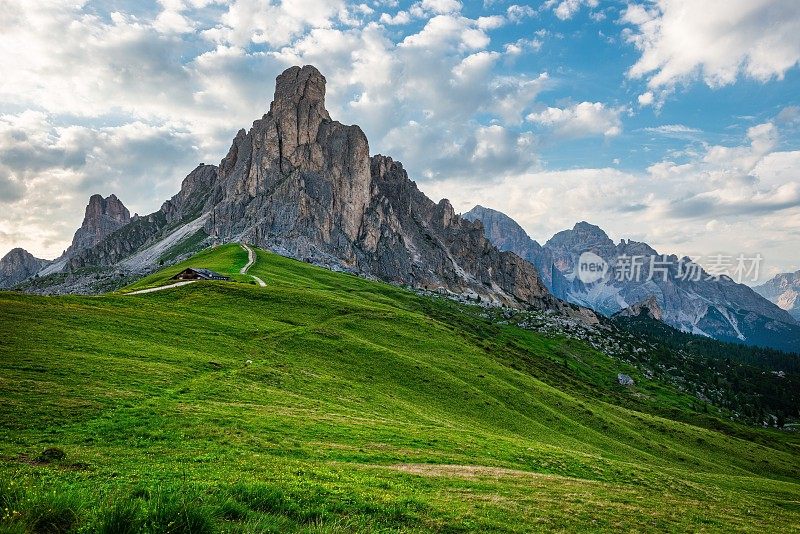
<box><xmin>1</xmin><ymin>0</ymin><xmax>799</xmax><ymax>282</ymax></box>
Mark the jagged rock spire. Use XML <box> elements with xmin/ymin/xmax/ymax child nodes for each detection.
<box><xmin>67</xmin><ymin>194</ymin><xmax>131</xmax><ymax>255</ymax></box>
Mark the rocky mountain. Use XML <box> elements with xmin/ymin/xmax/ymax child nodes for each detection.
<box><xmin>0</xmin><ymin>248</ymin><xmax>48</xmax><ymax>288</ymax></box>
<box><xmin>35</xmin><ymin>194</ymin><xmax>134</xmax><ymax>279</ymax></box>
<box><xmin>67</xmin><ymin>164</ymin><xmax>218</xmax><ymax>272</ymax></box>
<box><xmin>464</xmin><ymin>206</ymin><xmax>800</xmax><ymax>353</ymax></box>
<box><xmin>199</xmin><ymin>65</ymin><xmax>573</xmax><ymax>312</ymax></box>
<box><xmin>67</xmin><ymin>194</ymin><xmax>131</xmax><ymax>255</ymax></box>
<box><xmin>462</xmin><ymin>205</ymin><xmax>569</xmax><ymax>298</ymax></box>
<box><xmin>754</xmin><ymin>271</ymin><xmax>800</xmax><ymax>321</ymax></box>
<box><xmin>10</xmin><ymin>65</ymin><xmax>588</xmax><ymax>318</ymax></box>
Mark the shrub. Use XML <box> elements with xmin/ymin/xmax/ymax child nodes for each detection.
<box><xmin>37</xmin><ymin>448</ymin><xmax>66</xmax><ymax>463</ymax></box>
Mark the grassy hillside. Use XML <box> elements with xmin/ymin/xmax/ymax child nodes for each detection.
<box><xmin>1</xmin><ymin>244</ymin><xmax>799</xmax><ymax>532</ymax></box>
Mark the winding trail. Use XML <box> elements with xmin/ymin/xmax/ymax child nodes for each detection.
<box><xmin>126</xmin><ymin>281</ymin><xmax>196</xmax><ymax>295</ymax></box>
<box><xmin>240</xmin><ymin>243</ymin><xmax>266</xmax><ymax>287</ymax></box>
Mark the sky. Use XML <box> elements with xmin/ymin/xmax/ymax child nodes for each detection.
<box><xmin>0</xmin><ymin>0</ymin><xmax>799</xmax><ymax>283</ymax></box>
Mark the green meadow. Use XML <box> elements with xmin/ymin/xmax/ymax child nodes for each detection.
<box><xmin>1</xmin><ymin>244</ymin><xmax>799</xmax><ymax>532</ymax></box>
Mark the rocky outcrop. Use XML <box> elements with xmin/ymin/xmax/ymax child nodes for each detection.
<box><xmin>617</xmin><ymin>373</ymin><xmax>635</xmax><ymax>386</ymax></box>
<box><xmin>754</xmin><ymin>271</ymin><xmax>800</xmax><ymax>321</ymax></box>
<box><xmin>202</xmin><ymin>65</ymin><xmax>569</xmax><ymax>312</ymax></box>
<box><xmin>613</xmin><ymin>295</ymin><xmax>663</xmax><ymax>321</ymax></box>
<box><xmin>0</xmin><ymin>248</ymin><xmax>48</xmax><ymax>288</ymax></box>
<box><xmin>205</xmin><ymin>66</ymin><xmax>371</xmax><ymax>260</ymax></box>
<box><xmin>68</xmin><ymin>164</ymin><xmax>218</xmax><ymax>270</ymax></box>
<box><xmin>361</xmin><ymin>157</ymin><xmax>564</xmax><ymax>309</ymax></box>
<box><xmin>466</xmin><ymin>205</ymin><xmax>800</xmax><ymax>352</ymax></box>
<box><xmin>66</xmin><ymin>194</ymin><xmax>131</xmax><ymax>256</ymax></box>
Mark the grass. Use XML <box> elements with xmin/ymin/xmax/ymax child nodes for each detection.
<box><xmin>1</xmin><ymin>243</ymin><xmax>799</xmax><ymax>532</ymax></box>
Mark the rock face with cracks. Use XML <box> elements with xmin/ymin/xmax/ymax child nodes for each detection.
<box><xmin>202</xmin><ymin>65</ymin><xmax>567</xmax><ymax>312</ymax></box>
<box><xmin>66</xmin><ymin>194</ymin><xmax>131</xmax><ymax>257</ymax></box>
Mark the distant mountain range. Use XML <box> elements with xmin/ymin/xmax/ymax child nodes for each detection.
<box><xmin>463</xmin><ymin>205</ymin><xmax>800</xmax><ymax>353</ymax></box>
<box><xmin>755</xmin><ymin>271</ymin><xmax>800</xmax><ymax>321</ymax></box>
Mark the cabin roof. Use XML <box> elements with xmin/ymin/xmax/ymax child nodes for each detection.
<box><xmin>191</xmin><ymin>268</ymin><xmax>225</xmax><ymax>278</ymax></box>
<box><xmin>172</xmin><ymin>267</ymin><xmax>229</xmax><ymax>280</ymax></box>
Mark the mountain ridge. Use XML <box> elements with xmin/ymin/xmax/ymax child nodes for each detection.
<box><xmin>755</xmin><ymin>270</ymin><xmax>800</xmax><ymax>321</ymax></box>
<box><xmin>463</xmin><ymin>205</ymin><xmax>800</xmax><ymax>353</ymax></box>
<box><xmin>5</xmin><ymin>65</ymin><xmax>589</xmax><ymax>320</ymax></box>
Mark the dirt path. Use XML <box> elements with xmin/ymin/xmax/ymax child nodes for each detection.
<box><xmin>126</xmin><ymin>281</ymin><xmax>196</xmax><ymax>295</ymax></box>
<box><xmin>240</xmin><ymin>243</ymin><xmax>266</xmax><ymax>287</ymax></box>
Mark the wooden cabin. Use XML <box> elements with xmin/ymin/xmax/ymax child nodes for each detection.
<box><xmin>171</xmin><ymin>268</ymin><xmax>229</xmax><ymax>281</ymax></box>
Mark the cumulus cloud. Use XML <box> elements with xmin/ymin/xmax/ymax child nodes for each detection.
<box><xmin>423</xmin><ymin>119</ymin><xmax>800</xmax><ymax>281</ymax></box>
<box><xmin>543</xmin><ymin>0</ymin><xmax>599</xmax><ymax>20</ymax></box>
<box><xmin>506</xmin><ymin>5</ymin><xmax>537</xmax><ymax>23</ymax></box>
<box><xmin>0</xmin><ymin>2</ymin><xmax>556</xmax><ymax>257</ymax></box>
<box><xmin>384</xmin><ymin>121</ymin><xmax>538</xmax><ymax>181</ymax></box>
<box><xmin>648</xmin><ymin>121</ymin><xmax>800</xmax><ymax>220</ymax></box>
<box><xmin>0</xmin><ymin>111</ymin><xmax>201</xmax><ymax>258</ymax></box>
<box><xmin>276</xmin><ymin>13</ymin><xmax>548</xmax><ymax>182</ymax></box>
<box><xmin>380</xmin><ymin>10</ymin><xmax>411</xmax><ymax>25</ymax></box>
<box><xmin>203</xmin><ymin>0</ymin><xmax>344</xmax><ymax>47</ymax></box>
<box><xmin>504</xmin><ymin>38</ymin><xmax>543</xmax><ymax>56</ymax></box>
<box><xmin>526</xmin><ymin>102</ymin><xmax>624</xmax><ymax>138</ymax></box>
<box><xmin>422</xmin><ymin>0</ymin><xmax>462</xmax><ymax>13</ymax></box>
<box><xmin>622</xmin><ymin>0</ymin><xmax>800</xmax><ymax>97</ymax></box>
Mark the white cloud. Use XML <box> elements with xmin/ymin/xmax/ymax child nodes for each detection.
<box><xmin>399</xmin><ymin>15</ymin><xmax>488</xmax><ymax>50</ymax></box>
<box><xmin>0</xmin><ymin>111</ymin><xmax>201</xmax><ymax>258</ymax></box>
<box><xmin>637</xmin><ymin>91</ymin><xmax>654</xmax><ymax>106</ymax></box>
<box><xmin>777</xmin><ymin>105</ymin><xmax>800</xmax><ymax>127</ymax></box>
<box><xmin>410</xmin><ymin>0</ymin><xmax>462</xmax><ymax>16</ymax></box>
<box><xmin>504</xmin><ymin>38</ymin><xmax>542</xmax><ymax>56</ymax></box>
<box><xmin>527</xmin><ymin>102</ymin><xmax>624</xmax><ymax>138</ymax></box>
<box><xmin>276</xmin><ymin>14</ymin><xmax>547</xmax><ymax>182</ymax></box>
<box><xmin>490</xmin><ymin>74</ymin><xmax>550</xmax><ymax>124</ymax></box>
<box><xmin>506</xmin><ymin>5</ymin><xmax>537</xmax><ymax>23</ymax></box>
<box><xmin>203</xmin><ymin>0</ymin><xmax>344</xmax><ymax>47</ymax></box>
<box><xmin>644</xmin><ymin>124</ymin><xmax>702</xmax><ymax>139</ymax></box>
<box><xmin>423</xmin><ymin>121</ymin><xmax>800</xmax><ymax>281</ymax></box>
<box><xmin>543</xmin><ymin>0</ymin><xmax>599</xmax><ymax>21</ymax></box>
<box><xmin>622</xmin><ymin>0</ymin><xmax>800</xmax><ymax>92</ymax></box>
<box><xmin>476</xmin><ymin>15</ymin><xmax>506</xmax><ymax>30</ymax></box>
<box><xmin>379</xmin><ymin>11</ymin><xmax>411</xmax><ymax>25</ymax></box>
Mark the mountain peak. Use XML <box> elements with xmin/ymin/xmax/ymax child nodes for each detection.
<box><xmin>546</xmin><ymin>221</ymin><xmax>612</xmax><ymax>251</ymax></box>
<box><xmin>754</xmin><ymin>269</ymin><xmax>800</xmax><ymax>321</ymax></box>
<box><xmin>67</xmin><ymin>194</ymin><xmax>131</xmax><ymax>255</ymax></box>
<box><xmin>572</xmin><ymin>221</ymin><xmax>609</xmax><ymax>239</ymax></box>
<box><xmin>462</xmin><ymin>205</ymin><xmax>543</xmax><ymax>257</ymax></box>
<box><xmin>0</xmin><ymin>247</ymin><xmax>48</xmax><ymax>288</ymax></box>
<box><xmin>270</xmin><ymin>65</ymin><xmax>330</xmax><ymax>123</ymax></box>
